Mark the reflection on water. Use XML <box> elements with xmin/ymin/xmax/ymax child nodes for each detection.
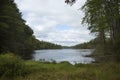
<box><xmin>33</xmin><ymin>49</ymin><xmax>95</xmax><ymax>65</ymax></box>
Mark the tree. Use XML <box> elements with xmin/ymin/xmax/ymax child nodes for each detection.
<box><xmin>0</xmin><ymin>0</ymin><xmax>35</xmax><ymax>59</ymax></box>
<box><xmin>65</xmin><ymin>0</ymin><xmax>120</xmax><ymax>56</ymax></box>
<box><xmin>34</xmin><ymin>39</ymin><xmax>62</xmax><ymax>50</ymax></box>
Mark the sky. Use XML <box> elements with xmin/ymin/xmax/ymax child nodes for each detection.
<box><xmin>15</xmin><ymin>0</ymin><xmax>94</xmax><ymax>46</ymax></box>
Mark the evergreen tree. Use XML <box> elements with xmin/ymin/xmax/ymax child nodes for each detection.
<box><xmin>0</xmin><ymin>0</ymin><xmax>35</xmax><ymax>59</ymax></box>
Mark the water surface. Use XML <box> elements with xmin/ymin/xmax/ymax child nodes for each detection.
<box><xmin>33</xmin><ymin>49</ymin><xmax>94</xmax><ymax>64</ymax></box>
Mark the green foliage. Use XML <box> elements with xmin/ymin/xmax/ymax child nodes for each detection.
<box><xmin>0</xmin><ymin>0</ymin><xmax>36</xmax><ymax>58</ymax></box>
<box><xmin>14</xmin><ymin>61</ymin><xmax>120</xmax><ymax>80</ymax></box>
<box><xmin>75</xmin><ymin>0</ymin><xmax>120</xmax><ymax>57</ymax></box>
<box><xmin>72</xmin><ymin>39</ymin><xmax>97</xmax><ymax>49</ymax></box>
<box><xmin>0</xmin><ymin>53</ymin><xmax>28</xmax><ymax>78</ymax></box>
<box><xmin>0</xmin><ymin>0</ymin><xmax>62</xmax><ymax>57</ymax></box>
<box><xmin>34</xmin><ymin>39</ymin><xmax>62</xmax><ymax>50</ymax></box>
<box><xmin>0</xmin><ymin>54</ymin><xmax>119</xmax><ymax>80</ymax></box>
<box><xmin>65</xmin><ymin>0</ymin><xmax>120</xmax><ymax>61</ymax></box>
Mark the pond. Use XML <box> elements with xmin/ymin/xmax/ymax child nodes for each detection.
<box><xmin>33</xmin><ymin>49</ymin><xmax>95</xmax><ymax>65</ymax></box>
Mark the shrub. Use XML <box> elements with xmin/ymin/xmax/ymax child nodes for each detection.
<box><xmin>0</xmin><ymin>53</ymin><xmax>28</xmax><ymax>78</ymax></box>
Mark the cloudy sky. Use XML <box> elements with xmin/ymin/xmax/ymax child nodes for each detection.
<box><xmin>15</xmin><ymin>0</ymin><xmax>94</xmax><ymax>46</ymax></box>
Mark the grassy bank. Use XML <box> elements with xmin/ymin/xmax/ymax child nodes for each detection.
<box><xmin>0</xmin><ymin>54</ymin><xmax>120</xmax><ymax>80</ymax></box>
<box><xmin>18</xmin><ymin>61</ymin><xmax>120</xmax><ymax>80</ymax></box>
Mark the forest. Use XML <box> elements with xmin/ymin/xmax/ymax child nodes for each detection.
<box><xmin>66</xmin><ymin>0</ymin><xmax>120</xmax><ymax>61</ymax></box>
<box><xmin>72</xmin><ymin>39</ymin><xmax>97</xmax><ymax>49</ymax></box>
<box><xmin>0</xmin><ymin>0</ymin><xmax>120</xmax><ymax>80</ymax></box>
<box><xmin>0</xmin><ymin>0</ymin><xmax>62</xmax><ymax>59</ymax></box>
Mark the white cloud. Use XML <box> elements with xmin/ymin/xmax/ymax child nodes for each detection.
<box><xmin>15</xmin><ymin>0</ymin><xmax>94</xmax><ymax>46</ymax></box>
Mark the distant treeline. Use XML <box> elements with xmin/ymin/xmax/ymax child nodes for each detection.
<box><xmin>34</xmin><ymin>39</ymin><xmax>62</xmax><ymax>50</ymax></box>
<box><xmin>72</xmin><ymin>39</ymin><xmax>97</xmax><ymax>49</ymax></box>
<box><xmin>0</xmin><ymin>0</ymin><xmax>62</xmax><ymax>59</ymax></box>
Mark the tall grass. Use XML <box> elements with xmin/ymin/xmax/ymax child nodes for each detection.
<box><xmin>0</xmin><ymin>53</ymin><xmax>28</xmax><ymax>79</ymax></box>
<box><xmin>17</xmin><ymin>61</ymin><xmax>120</xmax><ymax>80</ymax></box>
<box><xmin>0</xmin><ymin>53</ymin><xmax>120</xmax><ymax>80</ymax></box>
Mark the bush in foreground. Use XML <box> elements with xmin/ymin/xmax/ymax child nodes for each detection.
<box><xmin>0</xmin><ymin>53</ymin><xmax>28</xmax><ymax>78</ymax></box>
